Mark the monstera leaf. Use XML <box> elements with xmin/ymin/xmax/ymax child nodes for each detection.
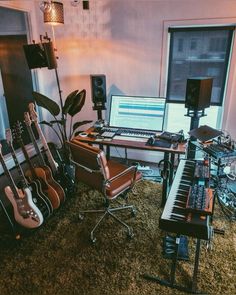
<box><xmin>32</xmin><ymin>91</ymin><xmax>60</xmax><ymax>116</ymax></box>
<box><xmin>67</xmin><ymin>89</ymin><xmax>86</xmax><ymax>117</ymax></box>
<box><xmin>62</xmin><ymin>90</ymin><xmax>79</xmax><ymax>115</ymax></box>
<box><xmin>72</xmin><ymin>120</ymin><xmax>92</xmax><ymax>134</ymax></box>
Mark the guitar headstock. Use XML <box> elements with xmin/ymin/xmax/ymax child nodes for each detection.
<box><xmin>5</xmin><ymin>128</ymin><xmax>12</xmax><ymax>145</ymax></box>
<box><xmin>28</xmin><ymin>103</ymin><xmax>38</xmax><ymax>123</ymax></box>
<box><xmin>24</xmin><ymin>111</ymin><xmax>32</xmax><ymax>127</ymax></box>
<box><xmin>12</xmin><ymin>121</ymin><xmax>24</xmax><ymax>144</ymax></box>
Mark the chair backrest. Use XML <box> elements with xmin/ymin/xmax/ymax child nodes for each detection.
<box><xmin>67</xmin><ymin>139</ymin><xmax>109</xmax><ymax>191</ymax></box>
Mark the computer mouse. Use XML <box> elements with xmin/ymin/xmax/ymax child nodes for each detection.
<box><xmin>147</xmin><ymin>136</ymin><xmax>155</xmax><ymax>146</ymax></box>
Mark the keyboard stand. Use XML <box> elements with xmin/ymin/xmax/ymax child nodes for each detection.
<box><xmin>142</xmin><ymin>236</ymin><xmax>206</xmax><ymax>294</ymax></box>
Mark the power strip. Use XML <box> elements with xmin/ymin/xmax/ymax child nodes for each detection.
<box><xmin>137</xmin><ymin>165</ymin><xmax>150</xmax><ymax>171</ymax></box>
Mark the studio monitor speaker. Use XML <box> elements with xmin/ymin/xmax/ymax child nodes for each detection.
<box><xmin>23</xmin><ymin>42</ymin><xmax>57</xmax><ymax>70</ymax></box>
<box><xmin>185</xmin><ymin>77</ymin><xmax>213</xmax><ymax>110</ymax></box>
<box><xmin>91</xmin><ymin>74</ymin><xmax>106</xmax><ymax>110</ymax></box>
<box><xmin>23</xmin><ymin>43</ymin><xmax>48</xmax><ymax>69</ymax></box>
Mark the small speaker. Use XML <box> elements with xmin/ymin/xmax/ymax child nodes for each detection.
<box><xmin>23</xmin><ymin>42</ymin><xmax>57</xmax><ymax>70</ymax></box>
<box><xmin>42</xmin><ymin>42</ymin><xmax>57</xmax><ymax>70</ymax></box>
<box><xmin>23</xmin><ymin>43</ymin><xmax>48</xmax><ymax>69</ymax></box>
<box><xmin>185</xmin><ymin>77</ymin><xmax>213</xmax><ymax>110</ymax></box>
<box><xmin>91</xmin><ymin>74</ymin><xmax>106</xmax><ymax>110</ymax></box>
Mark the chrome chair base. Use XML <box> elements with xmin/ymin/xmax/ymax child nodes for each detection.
<box><xmin>79</xmin><ymin>205</ymin><xmax>136</xmax><ymax>243</ymax></box>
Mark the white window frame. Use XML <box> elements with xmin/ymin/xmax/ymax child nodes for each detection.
<box><xmin>159</xmin><ymin>17</ymin><xmax>236</xmax><ymax>134</ymax></box>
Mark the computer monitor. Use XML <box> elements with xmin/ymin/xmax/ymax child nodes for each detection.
<box><xmin>109</xmin><ymin>95</ymin><xmax>166</xmax><ymax>132</ymax></box>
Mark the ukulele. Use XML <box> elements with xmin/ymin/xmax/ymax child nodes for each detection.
<box><xmin>24</xmin><ymin>113</ymin><xmax>65</xmax><ymax>205</ymax></box>
<box><xmin>0</xmin><ymin>143</ymin><xmax>43</xmax><ymax>229</ymax></box>
<box><xmin>14</xmin><ymin>120</ymin><xmax>60</xmax><ymax>210</ymax></box>
<box><xmin>6</xmin><ymin>128</ymin><xmax>52</xmax><ymax>219</ymax></box>
<box><xmin>29</xmin><ymin>103</ymin><xmax>74</xmax><ymax>195</ymax></box>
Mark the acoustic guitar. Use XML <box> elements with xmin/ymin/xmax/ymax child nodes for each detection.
<box><xmin>13</xmin><ymin>120</ymin><xmax>60</xmax><ymax>210</ymax></box>
<box><xmin>29</xmin><ymin>102</ymin><xmax>74</xmax><ymax>196</ymax></box>
<box><xmin>0</xmin><ymin>143</ymin><xmax>43</xmax><ymax>229</ymax></box>
<box><xmin>6</xmin><ymin>128</ymin><xmax>52</xmax><ymax>219</ymax></box>
<box><xmin>24</xmin><ymin>113</ymin><xmax>65</xmax><ymax>205</ymax></box>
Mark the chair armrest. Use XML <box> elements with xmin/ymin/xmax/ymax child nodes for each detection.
<box><xmin>105</xmin><ymin>164</ymin><xmax>139</xmax><ymax>187</ymax></box>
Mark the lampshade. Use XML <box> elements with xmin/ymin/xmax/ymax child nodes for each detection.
<box><xmin>43</xmin><ymin>1</ymin><xmax>64</xmax><ymax>25</ymax></box>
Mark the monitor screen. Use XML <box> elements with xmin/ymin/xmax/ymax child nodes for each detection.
<box><xmin>109</xmin><ymin>95</ymin><xmax>166</xmax><ymax>132</ymax></box>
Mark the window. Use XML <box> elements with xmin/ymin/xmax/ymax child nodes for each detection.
<box><xmin>165</xmin><ymin>26</ymin><xmax>234</xmax><ymax>133</ymax></box>
<box><xmin>166</xmin><ymin>26</ymin><xmax>234</xmax><ymax>105</ymax></box>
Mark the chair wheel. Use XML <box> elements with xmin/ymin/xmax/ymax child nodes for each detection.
<box><xmin>127</xmin><ymin>228</ymin><xmax>134</xmax><ymax>239</ymax></box>
<box><xmin>131</xmin><ymin>208</ymin><xmax>137</xmax><ymax>217</ymax></box>
<box><xmin>78</xmin><ymin>213</ymin><xmax>84</xmax><ymax>221</ymax></box>
<box><xmin>90</xmin><ymin>236</ymin><xmax>97</xmax><ymax>244</ymax></box>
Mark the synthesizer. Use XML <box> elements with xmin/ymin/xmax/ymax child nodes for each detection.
<box><xmin>203</xmin><ymin>143</ymin><xmax>236</xmax><ymax>159</ymax></box>
<box><xmin>186</xmin><ymin>184</ymin><xmax>213</xmax><ymax>215</ymax></box>
<box><xmin>159</xmin><ymin>159</ymin><xmax>212</xmax><ymax>240</ymax></box>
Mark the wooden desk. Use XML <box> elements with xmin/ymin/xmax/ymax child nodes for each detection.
<box><xmin>74</xmin><ymin>129</ymin><xmax>186</xmax><ymax>206</ymax></box>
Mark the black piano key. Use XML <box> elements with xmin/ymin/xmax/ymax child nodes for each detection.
<box><xmin>172</xmin><ymin>207</ymin><xmax>186</xmax><ymax>215</ymax></box>
<box><xmin>170</xmin><ymin>214</ymin><xmax>186</xmax><ymax>221</ymax></box>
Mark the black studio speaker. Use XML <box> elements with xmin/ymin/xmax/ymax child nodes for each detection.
<box><xmin>185</xmin><ymin>77</ymin><xmax>213</xmax><ymax>110</ymax></box>
<box><xmin>23</xmin><ymin>43</ymin><xmax>48</xmax><ymax>69</ymax></box>
<box><xmin>23</xmin><ymin>42</ymin><xmax>57</xmax><ymax>70</ymax></box>
<box><xmin>91</xmin><ymin>74</ymin><xmax>106</xmax><ymax>110</ymax></box>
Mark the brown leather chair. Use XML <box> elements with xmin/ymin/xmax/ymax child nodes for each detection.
<box><xmin>68</xmin><ymin>138</ymin><xmax>142</xmax><ymax>243</ymax></box>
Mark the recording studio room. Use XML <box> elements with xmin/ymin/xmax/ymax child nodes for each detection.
<box><xmin>0</xmin><ymin>1</ymin><xmax>236</xmax><ymax>294</ymax></box>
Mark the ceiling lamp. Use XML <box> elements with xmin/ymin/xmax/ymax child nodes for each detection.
<box><xmin>42</xmin><ymin>1</ymin><xmax>64</xmax><ymax>26</ymax></box>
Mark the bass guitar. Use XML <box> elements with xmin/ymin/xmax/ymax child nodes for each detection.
<box><xmin>13</xmin><ymin>120</ymin><xmax>60</xmax><ymax>210</ymax></box>
<box><xmin>0</xmin><ymin>143</ymin><xmax>43</xmax><ymax>229</ymax></box>
<box><xmin>6</xmin><ymin>128</ymin><xmax>52</xmax><ymax>219</ymax></box>
<box><xmin>24</xmin><ymin>113</ymin><xmax>65</xmax><ymax>206</ymax></box>
<box><xmin>29</xmin><ymin>102</ymin><xmax>74</xmax><ymax>196</ymax></box>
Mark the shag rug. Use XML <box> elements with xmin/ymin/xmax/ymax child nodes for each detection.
<box><xmin>0</xmin><ymin>180</ymin><xmax>235</xmax><ymax>295</ymax></box>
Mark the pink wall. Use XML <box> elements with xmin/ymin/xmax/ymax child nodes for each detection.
<box><xmin>2</xmin><ymin>0</ymin><xmax>236</xmax><ymax>145</ymax></box>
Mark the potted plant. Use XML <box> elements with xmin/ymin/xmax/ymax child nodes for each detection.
<box><xmin>32</xmin><ymin>89</ymin><xmax>92</xmax><ymax>187</ymax></box>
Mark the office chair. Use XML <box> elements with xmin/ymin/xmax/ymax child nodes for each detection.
<box><xmin>68</xmin><ymin>139</ymin><xmax>142</xmax><ymax>243</ymax></box>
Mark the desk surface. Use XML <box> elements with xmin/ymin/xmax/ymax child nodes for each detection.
<box><xmin>74</xmin><ymin>128</ymin><xmax>186</xmax><ymax>155</ymax></box>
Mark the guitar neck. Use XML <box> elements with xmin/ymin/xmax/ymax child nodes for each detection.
<box><xmin>25</xmin><ymin>123</ymin><xmax>46</xmax><ymax>167</ymax></box>
<box><xmin>33</xmin><ymin>121</ymin><xmax>58</xmax><ymax>174</ymax></box>
<box><xmin>0</xmin><ymin>153</ymin><xmax>20</xmax><ymax>199</ymax></box>
<box><xmin>8</xmin><ymin>143</ymin><xmax>28</xmax><ymax>187</ymax></box>
<box><xmin>19</xmin><ymin>140</ymin><xmax>38</xmax><ymax>180</ymax></box>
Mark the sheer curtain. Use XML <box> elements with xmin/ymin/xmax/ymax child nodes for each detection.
<box><xmin>0</xmin><ymin>69</ymin><xmax>10</xmax><ymax>141</ymax></box>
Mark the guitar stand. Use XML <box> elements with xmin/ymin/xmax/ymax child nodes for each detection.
<box><xmin>0</xmin><ymin>198</ymin><xmax>21</xmax><ymax>240</ymax></box>
<box><xmin>142</xmin><ymin>235</ymin><xmax>207</xmax><ymax>294</ymax></box>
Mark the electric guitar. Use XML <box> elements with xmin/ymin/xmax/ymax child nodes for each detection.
<box><xmin>6</xmin><ymin>128</ymin><xmax>52</xmax><ymax>219</ymax></box>
<box><xmin>24</xmin><ymin>112</ymin><xmax>65</xmax><ymax>206</ymax></box>
<box><xmin>29</xmin><ymin>102</ymin><xmax>74</xmax><ymax>195</ymax></box>
<box><xmin>0</xmin><ymin>143</ymin><xmax>43</xmax><ymax>229</ymax></box>
<box><xmin>13</xmin><ymin>120</ymin><xmax>60</xmax><ymax>210</ymax></box>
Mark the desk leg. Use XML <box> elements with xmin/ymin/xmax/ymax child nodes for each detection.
<box><xmin>106</xmin><ymin>145</ymin><xmax>110</xmax><ymax>160</ymax></box>
<box><xmin>161</xmin><ymin>152</ymin><xmax>170</xmax><ymax>207</ymax></box>
<box><xmin>169</xmin><ymin>153</ymin><xmax>175</xmax><ymax>186</ymax></box>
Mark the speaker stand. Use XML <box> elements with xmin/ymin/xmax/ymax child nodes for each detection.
<box><xmin>97</xmin><ymin>109</ymin><xmax>103</xmax><ymax>121</ymax></box>
<box><xmin>185</xmin><ymin>108</ymin><xmax>206</xmax><ymax>159</ymax></box>
<box><xmin>54</xmin><ymin>68</ymin><xmax>67</xmax><ymax>144</ymax></box>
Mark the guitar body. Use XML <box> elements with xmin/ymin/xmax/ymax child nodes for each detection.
<box><xmin>41</xmin><ymin>165</ymin><xmax>66</xmax><ymax>203</ymax></box>
<box><xmin>4</xmin><ymin>186</ymin><xmax>44</xmax><ymax>229</ymax></box>
<box><xmin>47</xmin><ymin>142</ymin><xmax>75</xmax><ymax>196</ymax></box>
<box><xmin>27</xmin><ymin>179</ymin><xmax>53</xmax><ymax>218</ymax></box>
<box><xmin>25</xmin><ymin>167</ymin><xmax>61</xmax><ymax>209</ymax></box>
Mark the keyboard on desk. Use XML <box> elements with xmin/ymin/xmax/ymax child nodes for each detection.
<box><xmin>113</xmin><ymin>135</ymin><xmax>148</xmax><ymax>142</ymax></box>
<box><xmin>159</xmin><ymin>159</ymin><xmax>212</xmax><ymax>240</ymax></box>
<box><xmin>100</xmin><ymin>127</ymin><xmax>155</xmax><ymax>139</ymax></box>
